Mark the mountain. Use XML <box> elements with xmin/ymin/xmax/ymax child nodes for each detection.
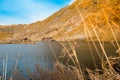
<box><xmin>0</xmin><ymin>0</ymin><xmax>120</xmax><ymax>43</ymax></box>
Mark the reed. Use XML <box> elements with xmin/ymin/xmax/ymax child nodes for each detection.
<box><xmin>4</xmin><ymin>57</ymin><xmax>120</xmax><ymax>80</ymax></box>
<box><xmin>0</xmin><ymin>0</ymin><xmax>120</xmax><ymax>80</ymax></box>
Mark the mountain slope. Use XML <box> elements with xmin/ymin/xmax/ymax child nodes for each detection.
<box><xmin>0</xmin><ymin>0</ymin><xmax>120</xmax><ymax>43</ymax></box>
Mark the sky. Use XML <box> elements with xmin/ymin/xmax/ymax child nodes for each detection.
<box><xmin>0</xmin><ymin>0</ymin><xmax>74</xmax><ymax>25</ymax></box>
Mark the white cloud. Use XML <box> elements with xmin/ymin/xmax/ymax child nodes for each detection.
<box><xmin>0</xmin><ymin>0</ymin><xmax>71</xmax><ymax>25</ymax></box>
<box><xmin>68</xmin><ymin>0</ymin><xmax>75</xmax><ymax>5</ymax></box>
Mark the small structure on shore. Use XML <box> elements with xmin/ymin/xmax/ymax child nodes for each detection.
<box><xmin>41</xmin><ymin>37</ymin><xmax>56</xmax><ymax>42</ymax></box>
<box><xmin>21</xmin><ymin>37</ymin><xmax>31</xmax><ymax>42</ymax></box>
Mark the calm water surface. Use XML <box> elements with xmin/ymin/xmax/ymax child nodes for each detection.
<box><xmin>0</xmin><ymin>41</ymin><xmax>119</xmax><ymax>78</ymax></box>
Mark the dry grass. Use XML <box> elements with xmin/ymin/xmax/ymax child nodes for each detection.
<box><xmin>0</xmin><ymin>0</ymin><xmax>120</xmax><ymax>42</ymax></box>
<box><xmin>0</xmin><ymin>0</ymin><xmax>120</xmax><ymax>80</ymax></box>
<box><xmin>0</xmin><ymin>58</ymin><xmax>120</xmax><ymax>80</ymax></box>
<box><xmin>0</xmin><ymin>41</ymin><xmax>120</xmax><ymax>80</ymax></box>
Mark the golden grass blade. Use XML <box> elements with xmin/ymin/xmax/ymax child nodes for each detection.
<box><xmin>101</xmin><ymin>6</ymin><xmax>120</xmax><ymax>50</ymax></box>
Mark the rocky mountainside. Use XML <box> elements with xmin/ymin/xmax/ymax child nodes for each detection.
<box><xmin>0</xmin><ymin>0</ymin><xmax>120</xmax><ymax>43</ymax></box>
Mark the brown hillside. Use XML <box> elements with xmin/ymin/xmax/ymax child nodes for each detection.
<box><xmin>0</xmin><ymin>0</ymin><xmax>120</xmax><ymax>43</ymax></box>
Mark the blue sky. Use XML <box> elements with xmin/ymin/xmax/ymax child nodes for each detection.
<box><xmin>0</xmin><ymin>0</ymin><xmax>74</xmax><ymax>25</ymax></box>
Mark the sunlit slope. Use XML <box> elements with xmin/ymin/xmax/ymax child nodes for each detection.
<box><xmin>23</xmin><ymin>0</ymin><xmax>120</xmax><ymax>41</ymax></box>
<box><xmin>0</xmin><ymin>26</ymin><xmax>13</xmax><ymax>43</ymax></box>
<box><xmin>40</xmin><ymin>0</ymin><xmax>120</xmax><ymax>41</ymax></box>
<box><xmin>0</xmin><ymin>0</ymin><xmax>120</xmax><ymax>43</ymax></box>
<box><xmin>0</xmin><ymin>25</ymin><xmax>25</xmax><ymax>43</ymax></box>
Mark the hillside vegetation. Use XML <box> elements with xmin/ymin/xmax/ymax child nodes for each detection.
<box><xmin>0</xmin><ymin>0</ymin><xmax>120</xmax><ymax>43</ymax></box>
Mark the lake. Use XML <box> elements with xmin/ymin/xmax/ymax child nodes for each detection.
<box><xmin>0</xmin><ymin>41</ymin><xmax>119</xmax><ymax>79</ymax></box>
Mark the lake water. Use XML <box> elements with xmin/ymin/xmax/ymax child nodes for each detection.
<box><xmin>0</xmin><ymin>41</ymin><xmax>119</xmax><ymax>79</ymax></box>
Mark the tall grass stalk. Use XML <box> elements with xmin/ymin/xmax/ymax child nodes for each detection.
<box><xmin>2</xmin><ymin>59</ymin><xmax>5</xmax><ymax>80</ymax></box>
<box><xmin>101</xmin><ymin>6</ymin><xmax>120</xmax><ymax>49</ymax></box>
<box><xmin>4</xmin><ymin>53</ymin><xmax>8</xmax><ymax>80</ymax></box>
